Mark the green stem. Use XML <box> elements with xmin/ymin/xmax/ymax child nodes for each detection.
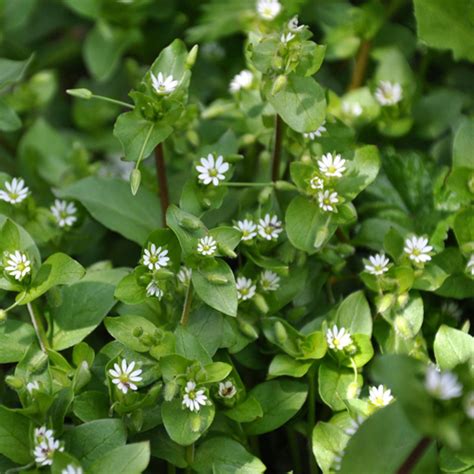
<box><xmin>271</xmin><ymin>114</ymin><xmax>283</xmax><ymax>181</ymax></box>
<box><xmin>26</xmin><ymin>302</ymin><xmax>48</xmax><ymax>352</ymax></box>
<box><xmin>154</xmin><ymin>142</ymin><xmax>170</xmax><ymax>226</ymax></box>
<box><xmin>180</xmin><ymin>282</ymin><xmax>193</xmax><ymax>326</ymax></box>
<box><xmin>286</xmin><ymin>427</ymin><xmax>303</xmax><ymax>474</ymax></box>
<box><xmin>91</xmin><ymin>94</ymin><xmax>134</xmax><ymax>109</ymax></box>
<box><xmin>135</xmin><ymin>123</ymin><xmax>155</xmax><ymax>169</ymax></box>
<box><xmin>223</xmin><ymin>182</ymin><xmax>274</xmax><ymax>188</ymax></box>
<box><xmin>308</xmin><ymin>365</ymin><xmax>318</xmax><ymax>474</ymax></box>
<box><xmin>185</xmin><ymin>443</ymin><xmax>195</xmax><ymax>473</ymax></box>
<box><xmin>167</xmin><ymin>462</ymin><xmax>176</xmax><ymax>474</ymax></box>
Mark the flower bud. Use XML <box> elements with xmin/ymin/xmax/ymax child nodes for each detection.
<box><xmin>396</xmin><ymin>293</ymin><xmax>409</xmax><ymax>308</ymax></box>
<box><xmin>271</xmin><ymin>75</ymin><xmax>287</xmax><ymax>95</ymax></box>
<box><xmin>66</xmin><ymin>88</ymin><xmax>93</xmax><ymax>100</ymax></box>
<box><xmin>394</xmin><ymin>316</ymin><xmax>413</xmax><ymax>339</ymax></box>
<box><xmin>178</xmin><ymin>216</ymin><xmax>201</xmax><ymax>230</ymax></box>
<box><xmin>205</xmin><ymin>273</ymin><xmax>229</xmax><ymax>285</ymax></box>
<box><xmin>164</xmin><ymin>380</ymin><xmax>178</xmax><ymax>401</ymax></box>
<box><xmin>217</xmin><ymin>244</ymin><xmax>237</xmax><ymax>259</ymax></box>
<box><xmin>237</xmin><ymin>319</ymin><xmax>259</xmax><ymax>339</ymax></box>
<box><xmin>346</xmin><ymin>381</ymin><xmax>360</xmax><ymax>399</ymax></box>
<box><xmin>274</xmin><ymin>180</ymin><xmax>296</xmax><ymax>191</ymax></box>
<box><xmin>186</xmin><ymin>45</ymin><xmax>199</xmax><ymax>69</ymax></box>
<box><xmin>140</xmin><ymin>334</ymin><xmax>156</xmax><ymax>347</ymax></box>
<box><xmin>375</xmin><ymin>294</ymin><xmax>394</xmax><ymax>314</ymax></box>
<box><xmin>0</xmin><ymin>309</ymin><xmax>7</xmax><ymax>323</ymax></box>
<box><xmin>5</xmin><ymin>375</ymin><xmax>24</xmax><ymax>390</ymax></box>
<box><xmin>274</xmin><ymin>321</ymin><xmax>288</xmax><ymax>344</ymax></box>
<box><xmin>253</xmin><ymin>293</ymin><xmax>269</xmax><ymax>314</ymax></box>
<box><xmin>190</xmin><ymin>412</ymin><xmax>202</xmax><ymax>432</ymax></box>
<box><xmin>132</xmin><ymin>326</ymin><xmax>144</xmax><ymax>338</ymax></box>
<box><xmin>130</xmin><ymin>168</ymin><xmax>141</xmax><ymax>196</ymax></box>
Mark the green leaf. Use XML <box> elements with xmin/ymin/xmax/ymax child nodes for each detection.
<box><xmin>192</xmin><ymin>259</ymin><xmax>238</xmax><ymax>317</ymax></box>
<box><xmin>453</xmin><ymin>208</ymin><xmax>474</xmax><ymax>254</ymax></box>
<box><xmin>244</xmin><ymin>380</ymin><xmax>308</xmax><ymax>435</ymax></box>
<box><xmin>147</xmin><ymin>426</ymin><xmax>187</xmax><ymax>468</ymax></box>
<box><xmin>339</xmin><ymin>404</ymin><xmax>422</xmax><ymax>474</ymax></box>
<box><xmin>161</xmin><ymin>399</ymin><xmax>215</xmax><ymax>446</ymax></box>
<box><xmin>0</xmin><ymin>406</ymin><xmax>31</xmax><ymax>464</ymax></box>
<box><xmin>87</xmin><ymin>442</ymin><xmax>150</xmax><ymax>474</ymax></box>
<box><xmin>0</xmin><ymin>55</ymin><xmax>33</xmax><ymax>89</ymax></box>
<box><xmin>266</xmin><ymin>75</ymin><xmax>326</xmax><ymax>133</ymax></box>
<box><xmin>105</xmin><ymin>315</ymin><xmax>158</xmax><ymax>353</ymax></box>
<box><xmin>73</xmin><ymin>391</ymin><xmax>110</xmax><ymax>422</ymax></box>
<box><xmin>433</xmin><ymin>325</ymin><xmax>474</xmax><ymax>370</ymax></box>
<box><xmin>334</xmin><ymin>290</ymin><xmax>372</xmax><ymax>336</ymax></box>
<box><xmin>0</xmin><ymin>98</ymin><xmax>21</xmax><ymax>132</ymax></box>
<box><xmin>453</xmin><ymin>118</ymin><xmax>474</xmax><ymax>169</ymax></box>
<box><xmin>268</xmin><ymin>354</ymin><xmax>313</xmax><ymax>379</ymax></box>
<box><xmin>312</xmin><ymin>419</ymin><xmax>349</xmax><ymax>473</ymax></box>
<box><xmin>52</xmin><ymin>268</ymin><xmax>127</xmax><ymax>350</ymax></box>
<box><xmin>224</xmin><ymin>396</ymin><xmax>263</xmax><ymax>423</ymax></box>
<box><xmin>65</xmin><ymin>419</ymin><xmax>127</xmax><ymax>467</ymax></box>
<box><xmin>113</xmin><ymin>111</ymin><xmax>173</xmax><ymax>163</ymax></box>
<box><xmin>57</xmin><ymin>177</ymin><xmax>162</xmax><ymax>245</ymax></box>
<box><xmin>414</xmin><ymin>0</ymin><xmax>474</xmax><ymax>62</ymax></box>
<box><xmin>18</xmin><ymin>253</ymin><xmax>85</xmax><ymax>304</ymax></box>
<box><xmin>0</xmin><ymin>320</ymin><xmax>35</xmax><ymax>363</ymax></box>
<box><xmin>193</xmin><ymin>436</ymin><xmax>266</xmax><ymax>474</ymax></box>
<box><xmin>174</xmin><ymin>325</ymin><xmax>212</xmax><ymax>365</ymax></box>
<box><xmin>149</xmin><ymin>39</ymin><xmax>189</xmax><ymax>83</ymax></box>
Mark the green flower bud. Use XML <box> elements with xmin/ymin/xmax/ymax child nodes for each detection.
<box><xmin>375</xmin><ymin>294</ymin><xmax>394</xmax><ymax>314</ymax></box>
<box><xmin>274</xmin><ymin>180</ymin><xmax>296</xmax><ymax>191</ymax></box>
<box><xmin>186</xmin><ymin>45</ymin><xmax>199</xmax><ymax>69</ymax></box>
<box><xmin>205</xmin><ymin>273</ymin><xmax>229</xmax><ymax>285</ymax></box>
<box><xmin>178</xmin><ymin>216</ymin><xmax>201</xmax><ymax>230</ymax></box>
<box><xmin>271</xmin><ymin>75</ymin><xmax>287</xmax><ymax>95</ymax></box>
<box><xmin>140</xmin><ymin>334</ymin><xmax>156</xmax><ymax>347</ymax></box>
<box><xmin>190</xmin><ymin>412</ymin><xmax>202</xmax><ymax>432</ymax></box>
<box><xmin>217</xmin><ymin>244</ymin><xmax>237</xmax><ymax>258</ymax></box>
<box><xmin>237</xmin><ymin>319</ymin><xmax>259</xmax><ymax>339</ymax></box>
<box><xmin>274</xmin><ymin>321</ymin><xmax>288</xmax><ymax>344</ymax></box>
<box><xmin>0</xmin><ymin>309</ymin><xmax>7</xmax><ymax>323</ymax></box>
<box><xmin>397</xmin><ymin>293</ymin><xmax>409</xmax><ymax>308</ymax></box>
<box><xmin>5</xmin><ymin>375</ymin><xmax>24</xmax><ymax>390</ymax></box>
<box><xmin>164</xmin><ymin>380</ymin><xmax>178</xmax><ymax>401</ymax></box>
<box><xmin>132</xmin><ymin>326</ymin><xmax>144</xmax><ymax>338</ymax></box>
<box><xmin>130</xmin><ymin>168</ymin><xmax>141</xmax><ymax>196</ymax></box>
<box><xmin>66</xmin><ymin>88</ymin><xmax>93</xmax><ymax>100</ymax></box>
<box><xmin>394</xmin><ymin>316</ymin><xmax>413</xmax><ymax>339</ymax></box>
<box><xmin>253</xmin><ymin>293</ymin><xmax>269</xmax><ymax>314</ymax></box>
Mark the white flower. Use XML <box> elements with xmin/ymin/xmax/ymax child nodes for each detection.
<box><xmin>197</xmin><ymin>235</ymin><xmax>217</xmax><ymax>256</ymax></box>
<box><xmin>4</xmin><ymin>250</ymin><xmax>31</xmax><ymax>281</ymax></box>
<box><xmin>234</xmin><ymin>219</ymin><xmax>257</xmax><ymax>241</ymax></box>
<box><xmin>344</xmin><ymin>415</ymin><xmax>365</xmax><ymax>436</ymax></box>
<box><xmin>196</xmin><ymin>154</ymin><xmax>229</xmax><ymax>186</ymax></box>
<box><xmin>375</xmin><ymin>81</ymin><xmax>403</xmax><ymax>106</ymax></box>
<box><xmin>177</xmin><ymin>266</ymin><xmax>192</xmax><ymax>285</ymax></box>
<box><xmin>146</xmin><ymin>280</ymin><xmax>163</xmax><ymax>299</ymax></box>
<box><xmin>403</xmin><ymin>235</ymin><xmax>433</xmax><ymax>264</ymax></box>
<box><xmin>369</xmin><ymin>385</ymin><xmax>394</xmax><ymax>407</ymax></box>
<box><xmin>142</xmin><ymin>244</ymin><xmax>170</xmax><ymax>271</ymax></box>
<box><xmin>182</xmin><ymin>380</ymin><xmax>208</xmax><ymax>412</ymax></box>
<box><xmin>0</xmin><ymin>177</ymin><xmax>29</xmax><ymax>204</ymax></box>
<box><xmin>260</xmin><ymin>270</ymin><xmax>280</xmax><ymax>291</ymax></box>
<box><xmin>256</xmin><ymin>0</ymin><xmax>281</xmax><ymax>20</ymax></box>
<box><xmin>464</xmin><ymin>392</ymin><xmax>474</xmax><ymax>419</ymax></box>
<box><xmin>257</xmin><ymin>214</ymin><xmax>283</xmax><ymax>241</ymax></box>
<box><xmin>310</xmin><ymin>176</ymin><xmax>324</xmax><ymax>190</ymax></box>
<box><xmin>236</xmin><ymin>276</ymin><xmax>256</xmax><ymax>301</ymax></box>
<box><xmin>62</xmin><ymin>465</ymin><xmax>84</xmax><ymax>474</ymax></box>
<box><xmin>318</xmin><ymin>153</ymin><xmax>346</xmax><ymax>178</ymax></box>
<box><xmin>151</xmin><ymin>72</ymin><xmax>178</xmax><ymax>95</ymax></box>
<box><xmin>34</xmin><ymin>426</ymin><xmax>55</xmax><ymax>445</ymax></box>
<box><xmin>342</xmin><ymin>101</ymin><xmax>363</xmax><ymax>117</ymax></box>
<box><xmin>108</xmin><ymin>359</ymin><xmax>143</xmax><ymax>394</ymax></box>
<box><xmin>281</xmin><ymin>32</ymin><xmax>295</xmax><ymax>44</ymax></box>
<box><xmin>303</xmin><ymin>121</ymin><xmax>327</xmax><ymax>140</ymax></box>
<box><xmin>230</xmin><ymin>70</ymin><xmax>253</xmax><ymax>93</ymax></box>
<box><xmin>50</xmin><ymin>199</ymin><xmax>77</xmax><ymax>228</ymax></box>
<box><xmin>441</xmin><ymin>301</ymin><xmax>462</xmax><ymax>321</ymax></box>
<box><xmin>364</xmin><ymin>253</ymin><xmax>390</xmax><ymax>276</ymax></box>
<box><xmin>26</xmin><ymin>381</ymin><xmax>40</xmax><ymax>394</ymax></box>
<box><xmin>424</xmin><ymin>366</ymin><xmax>462</xmax><ymax>400</ymax></box>
<box><xmin>326</xmin><ymin>325</ymin><xmax>353</xmax><ymax>351</ymax></box>
<box><xmin>218</xmin><ymin>380</ymin><xmax>237</xmax><ymax>399</ymax></box>
<box><xmin>34</xmin><ymin>437</ymin><xmax>64</xmax><ymax>466</ymax></box>
<box><xmin>466</xmin><ymin>255</ymin><xmax>474</xmax><ymax>276</ymax></box>
<box><xmin>288</xmin><ymin>16</ymin><xmax>305</xmax><ymax>32</ymax></box>
<box><xmin>318</xmin><ymin>190</ymin><xmax>339</xmax><ymax>212</ymax></box>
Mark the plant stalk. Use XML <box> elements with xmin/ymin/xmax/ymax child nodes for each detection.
<box><xmin>271</xmin><ymin>114</ymin><xmax>283</xmax><ymax>181</ymax></box>
<box><xmin>347</xmin><ymin>40</ymin><xmax>372</xmax><ymax>91</ymax></box>
<box><xmin>397</xmin><ymin>438</ymin><xmax>431</xmax><ymax>474</ymax></box>
<box><xmin>26</xmin><ymin>302</ymin><xmax>48</xmax><ymax>352</ymax></box>
<box><xmin>307</xmin><ymin>365</ymin><xmax>318</xmax><ymax>474</ymax></box>
<box><xmin>155</xmin><ymin>142</ymin><xmax>170</xmax><ymax>226</ymax></box>
<box><xmin>180</xmin><ymin>282</ymin><xmax>193</xmax><ymax>326</ymax></box>
<box><xmin>185</xmin><ymin>443</ymin><xmax>195</xmax><ymax>473</ymax></box>
<box><xmin>224</xmin><ymin>182</ymin><xmax>274</xmax><ymax>188</ymax></box>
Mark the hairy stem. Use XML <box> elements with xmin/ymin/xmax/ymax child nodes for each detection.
<box><xmin>155</xmin><ymin>142</ymin><xmax>170</xmax><ymax>226</ymax></box>
<box><xmin>271</xmin><ymin>114</ymin><xmax>283</xmax><ymax>181</ymax></box>
<box><xmin>180</xmin><ymin>282</ymin><xmax>193</xmax><ymax>326</ymax></box>
<box><xmin>347</xmin><ymin>40</ymin><xmax>372</xmax><ymax>91</ymax></box>
<box><xmin>26</xmin><ymin>302</ymin><xmax>48</xmax><ymax>352</ymax></box>
<box><xmin>397</xmin><ymin>438</ymin><xmax>431</xmax><ymax>474</ymax></box>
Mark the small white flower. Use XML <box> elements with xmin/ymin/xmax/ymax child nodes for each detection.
<box><xmin>369</xmin><ymin>385</ymin><xmax>394</xmax><ymax>407</ymax></box>
<box><xmin>260</xmin><ymin>270</ymin><xmax>280</xmax><ymax>291</ymax></box>
<box><xmin>303</xmin><ymin>121</ymin><xmax>327</xmax><ymax>140</ymax></box>
<box><xmin>424</xmin><ymin>366</ymin><xmax>462</xmax><ymax>400</ymax></box>
<box><xmin>182</xmin><ymin>380</ymin><xmax>208</xmax><ymax>412</ymax></box>
<box><xmin>50</xmin><ymin>199</ymin><xmax>77</xmax><ymax>228</ymax></box>
<box><xmin>318</xmin><ymin>153</ymin><xmax>346</xmax><ymax>178</ymax></box>
<box><xmin>0</xmin><ymin>177</ymin><xmax>29</xmax><ymax>204</ymax></box>
<box><xmin>375</xmin><ymin>81</ymin><xmax>403</xmax><ymax>106</ymax></box>
<box><xmin>281</xmin><ymin>32</ymin><xmax>295</xmax><ymax>44</ymax></box>
<box><xmin>464</xmin><ymin>392</ymin><xmax>474</xmax><ymax>419</ymax></box>
<box><xmin>218</xmin><ymin>380</ymin><xmax>237</xmax><ymax>399</ymax></box>
<box><xmin>318</xmin><ymin>190</ymin><xmax>339</xmax><ymax>212</ymax></box>
<box><xmin>146</xmin><ymin>280</ymin><xmax>163</xmax><ymax>299</ymax></box>
<box><xmin>196</xmin><ymin>154</ymin><xmax>229</xmax><ymax>186</ymax></box>
<box><xmin>344</xmin><ymin>415</ymin><xmax>365</xmax><ymax>436</ymax></box>
<box><xmin>310</xmin><ymin>176</ymin><xmax>324</xmax><ymax>190</ymax></box>
<box><xmin>441</xmin><ymin>301</ymin><xmax>462</xmax><ymax>321</ymax></box>
<box><xmin>34</xmin><ymin>426</ymin><xmax>55</xmax><ymax>445</ymax></box>
<box><xmin>403</xmin><ymin>236</ymin><xmax>433</xmax><ymax>264</ymax></box>
<box><xmin>342</xmin><ymin>101</ymin><xmax>363</xmax><ymax>117</ymax></box>
<box><xmin>288</xmin><ymin>16</ymin><xmax>305</xmax><ymax>32</ymax></box>
<box><xmin>34</xmin><ymin>437</ymin><xmax>64</xmax><ymax>466</ymax></box>
<box><xmin>230</xmin><ymin>70</ymin><xmax>253</xmax><ymax>93</ymax></box>
<box><xmin>26</xmin><ymin>381</ymin><xmax>40</xmax><ymax>394</ymax></box>
<box><xmin>466</xmin><ymin>255</ymin><xmax>474</xmax><ymax>276</ymax></box>
<box><xmin>108</xmin><ymin>359</ymin><xmax>143</xmax><ymax>394</ymax></box>
<box><xmin>236</xmin><ymin>276</ymin><xmax>256</xmax><ymax>301</ymax></box>
<box><xmin>326</xmin><ymin>325</ymin><xmax>353</xmax><ymax>351</ymax></box>
<box><xmin>151</xmin><ymin>72</ymin><xmax>178</xmax><ymax>95</ymax></box>
<box><xmin>197</xmin><ymin>235</ymin><xmax>217</xmax><ymax>256</ymax></box>
<box><xmin>177</xmin><ymin>266</ymin><xmax>192</xmax><ymax>285</ymax></box>
<box><xmin>256</xmin><ymin>0</ymin><xmax>281</xmax><ymax>20</ymax></box>
<box><xmin>142</xmin><ymin>244</ymin><xmax>169</xmax><ymax>271</ymax></box>
<box><xmin>364</xmin><ymin>253</ymin><xmax>390</xmax><ymax>276</ymax></box>
<box><xmin>257</xmin><ymin>214</ymin><xmax>283</xmax><ymax>241</ymax></box>
<box><xmin>4</xmin><ymin>250</ymin><xmax>31</xmax><ymax>281</ymax></box>
<box><xmin>62</xmin><ymin>465</ymin><xmax>84</xmax><ymax>474</ymax></box>
<box><xmin>234</xmin><ymin>219</ymin><xmax>257</xmax><ymax>241</ymax></box>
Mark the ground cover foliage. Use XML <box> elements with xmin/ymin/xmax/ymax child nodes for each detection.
<box><xmin>0</xmin><ymin>0</ymin><xmax>473</xmax><ymax>473</ymax></box>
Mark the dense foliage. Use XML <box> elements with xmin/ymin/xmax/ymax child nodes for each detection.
<box><xmin>0</xmin><ymin>0</ymin><xmax>473</xmax><ymax>473</ymax></box>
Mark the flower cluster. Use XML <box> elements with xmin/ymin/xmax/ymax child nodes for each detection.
<box><xmin>33</xmin><ymin>426</ymin><xmax>64</xmax><ymax>466</ymax></box>
<box><xmin>234</xmin><ymin>213</ymin><xmax>283</xmax><ymax>243</ymax></box>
